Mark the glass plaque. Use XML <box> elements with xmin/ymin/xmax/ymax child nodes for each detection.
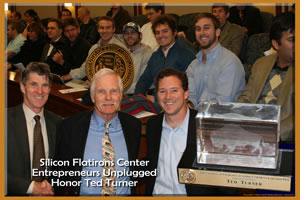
<box><xmin>196</xmin><ymin>101</ymin><xmax>280</xmax><ymax>169</ymax></box>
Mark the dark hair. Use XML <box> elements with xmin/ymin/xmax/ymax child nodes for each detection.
<box><xmin>154</xmin><ymin>68</ymin><xmax>188</xmax><ymax>91</ymax></box>
<box><xmin>22</xmin><ymin>62</ymin><xmax>52</xmax><ymax>86</ymax></box>
<box><xmin>96</xmin><ymin>16</ymin><xmax>115</xmax><ymax>28</ymax></box>
<box><xmin>28</xmin><ymin>22</ymin><xmax>45</xmax><ymax>39</ymax></box>
<box><xmin>24</xmin><ymin>9</ymin><xmax>40</xmax><ymax>22</ymax></box>
<box><xmin>144</xmin><ymin>3</ymin><xmax>163</xmax><ymax>13</ymax></box>
<box><xmin>270</xmin><ymin>11</ymin><xmax>295</xmax><ymax>46</ymax></box>
<box><xmin>63</xmin><ymin>17</ymin><xmax>79</xmax><ymax>29</ymax></box>
<box><xmin>194</xmin><ymin>13</ymin><xmax>220</xmax><ymax>30</ymax></box>
<box><xmin>152</xmin><ymin>14</ymin><xmax>178</xmax><ymax>34</ymax></box>
<box><xmin>212</xmin><ymin>4</ymin><xmax>229</xmax><ymax>14</ymax></box>
<box><xmin>47</xmin><ymin>18</ymin><xmax>63</xmax><ymax>29</ymax></box>
<box><xmin>60</xmin><ymin>8</ymin><xmax>72</xmax><ymax>18</ymax></box>
<box><xmin>12</xmin><ymin>11</ymin><xmax>22</xmax><ymax>19</ymax></box>
<box><xmin>8</xmin><ymin>21</ymin><xmax>24</xmax><ymax>33</ymax></box>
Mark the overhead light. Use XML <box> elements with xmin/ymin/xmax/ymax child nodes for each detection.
<box><xmin>5</xmin><ymin>3</ymin><xmax>8</xmax><ymax>11</ymax></box>
<box><xmin>64</xmin><ymin>3</ymin><xmax>72</xmax><ymax>7</ymax></box>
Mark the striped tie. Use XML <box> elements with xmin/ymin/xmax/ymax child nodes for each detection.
<box><xmin>101</xmin><ymin>122</ymin><xmax>116</xmax><ymax>195</ymax></box>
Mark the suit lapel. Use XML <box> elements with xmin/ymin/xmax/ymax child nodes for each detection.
<box><xmin>15</xmin><ymin>105</ymin><xmax>31</xmax><ymax>172</ymax></box>
<box><xmin>153</xmin><ymin>113</ymin><xmax>164</xmax><ymax>168</ymax></box>
<box><xmin>44</xmin><ymin>111</ymin><xmax>56</xmax><ymax>158</ymax></box>
<box><xmin>254</xmin><ymin>54</ymin><xmax>277</xmax><ymax>103</ymax></box>
<box><xmin>41</xmin><ymin>43</ymin><xmax>50</xmax><ymax>62</ymax></box>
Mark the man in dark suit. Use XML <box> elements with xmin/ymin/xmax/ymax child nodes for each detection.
<box><xmin>145</xmin><ymin>68</ymin><xmax>196</xmax><ymax>195</ymax></box>
<box><xmin>40</xmin><ymin>18</ymin><xmax>68</xmax><ymax>76</ymax></box>
<box><xmin>145</xmin><ymin>68</ymin><xmax>238</xmax><ymax>196</ymax></box>
<box><xmin>7</xmin><ymin>62</ymin><xmax>61</xmax><ymax>195</ymax></box>
<box><xmin>54</xmin><ymin>68</ymin><xmax>141</xmax><ymax>196</ymax></box>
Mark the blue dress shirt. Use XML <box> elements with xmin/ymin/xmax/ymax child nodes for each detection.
<box><xmin>80</xmin><ymin>111</ymin><xmax>130</xmax><ymax>195</ymax></box>
<box><xmin>153</xmin><ymin>109</ymin><xmax>190</xmax><ymax>195</ymax></box>
<box><xmin>187</xmin><ymin>43</ymin><xmax>246</xmax><ymax>109</ymax></box>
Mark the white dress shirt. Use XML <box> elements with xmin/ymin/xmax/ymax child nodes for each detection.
<box><xmin>153</xmin><ymin>109</ymin><xmax>190</xmax><ymax>195</ymax></box>
<box><xmin>23</xmin><ymin>104</ymin><xmax>49</xmax><ymax>194</ymax></box>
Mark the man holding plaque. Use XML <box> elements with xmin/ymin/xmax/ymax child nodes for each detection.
<box><xmin>237</xmin><ymin>12</ymin><xmax>295</xmax><ymax>143</ymax></box>
<box><xmin>63</xmin><ymin>16</ymin><xmax>127</xmax><ymax>81</ymax></box>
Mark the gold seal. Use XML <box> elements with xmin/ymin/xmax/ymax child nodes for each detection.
<box><xmin>86</xmin><ymin>44</ymin><xmax>134</xmax><ymax>91</ymax></box>
<box><xmin>180</xmin><ymin>169</ymin><xmax>196</xmax><ymax>183</ymax></box>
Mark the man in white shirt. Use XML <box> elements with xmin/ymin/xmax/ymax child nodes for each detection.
<box><xmin>145</xmin><ymin>68</ymin><xmax>195</xmax><ymax>195</ymax></box>
<box><xmin>7</xmin><ymin>62</ymin><xmax>61</xmax><ymax>195</ymax></box>
<box><xmin>140</xmin><ymin>4</ymin><xmax>162</xmax><ymax>51</ymax></box>
<box><xmin>122</xmin><ymin>22</ymin><xmax>153</xmax><ymax>94</ymax></box>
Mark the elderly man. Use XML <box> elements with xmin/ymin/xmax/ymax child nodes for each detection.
<box><xmin>54</xmin><ymin>68</ymin><xmax>141</xmax><ymax>195</ymax></box>
<box><xmin>122</xmin><ymin>22</ymin><xmax>153</xmax><ymax>94</ymax></box>
<box><xmin>7</xmin><ymin>62</ymin><xmax>61</xmax><ymax>195</ymax></box>
<box><xmin>63</xmin><ymin>16</ymin><xmax>127</xmax><ymax>81</ymax></box>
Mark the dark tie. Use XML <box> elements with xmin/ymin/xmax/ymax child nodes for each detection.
<box><xmin>32</xmin><ymin>115</ymin><xmax>45</xmax><ymax>182</ymax></box>
<box><xmin>101</xmin><ymin>122</ymin><xmax>116</xmax><ymax>195</ymax></box>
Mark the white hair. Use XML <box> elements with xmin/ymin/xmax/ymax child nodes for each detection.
<box><xmin>90</xmin><ymin>68</ymin><xmax>123</xmax><ymax>98</ymax></box>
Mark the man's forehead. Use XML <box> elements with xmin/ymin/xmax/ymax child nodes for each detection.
<box><xmin>99</xmin><ymin>20</ymin><xmax>113</xmax><ymax>26</ymax></box>
<box><xmin>196</xmin><ymin>18</ymin><xmax>213</xmax><ymax>26</ymax></box>
<box><xmin>48</xmin><ymin>22</ymin><xmax>59</xmax><ymax>28</ymax></box>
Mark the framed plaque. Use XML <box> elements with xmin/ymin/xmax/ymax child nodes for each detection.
<box><xmin>86</xmin><ymin>44</ymin><xmax>134</xmax><ymax>91</ymax></box>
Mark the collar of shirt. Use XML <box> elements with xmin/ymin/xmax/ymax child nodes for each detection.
<box><xmin>162</xmin><ymin>108</ymin><xmax>190</xmax><ymax>134</ymax></box>
<box><xmin>91</xmin><ymin>110</ymin><xmax>120</xmax><ymax>132</ymax></box>
<box><xmin>196</xmin><ymin>42</ymin><xmax>221</xmax><ymax>64</ymax></box>
<box><xmin>22</xmin><ymin>103</ymin><xmax>44</xmax><ymax>122</ymax></box>
<box><xmin>162</xmin><ymin>41</ymin><xmax>176</xmax><ymax>57</ymax></box>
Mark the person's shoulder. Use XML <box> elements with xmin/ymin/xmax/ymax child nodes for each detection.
<box><xmin>61</xmin><ymin>110</ymin><xmax>93</xmax><ymax>125</ymax></box>
<box><xmin>7</xmin><ymin>105</ymin><xmax>23</xmax><ymax>117</ymax></box>
<box><xmin>228</xmin><ymin>23</ymin><xmax>245</xmax><ymax>34</ymax></box>
<box><xmin>44</xmin><ymin>110</ymin><xmax>62</xmax><ymax>124</ymax></box>
<box><xmin>147</xmin><ymin>112</ymin><xmax>163</xmax><ymax>125</ymax></box>
<box><xmin>118</xmin><ymin>111</ymin><xmax>141</xmax><ymax>125</ymax></box>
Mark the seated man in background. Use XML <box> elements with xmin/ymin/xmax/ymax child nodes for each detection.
<box><xmin>141</xmin><ymin>3</ymin><xmax>162</xmax><ymax>51</ymax></box>
<box><xmin>228</xmin><ymin>5</ymin><xmax>263</xmax><ymax>37</ymax></box>
<box><xmin>77</xmin><ymin>6</ymin><xmax>99</xmax><ymax>45</ymax></box>
<box><xmin>59</xmin><ymin>8</ymin><xmax>72</xmax><ymax>22</ymax></box>
<box><xmin>106</xmin><ymin>4</ymin><xmax>131</xmax><ymax>34</ymax></box>
<box><xmin>54</xmin><ymin>68</ymin><xmax>141</xmax><ymax>195</ymax></box>
<box><xmin>187</xmin><ymin>13</ymin><xmax>245</xmax><ymax>109</ymax></box>
<box><xmin>212</xmin><ymin>4</ymin><xmax>246</xmax><ymax>57</ymax></box>
<box><xmin>51</xmin><ymin>18</ymin><xmax>91</xmax><ymax>78</ymax></box>
<box><xmin>122</xmin><ymin>22</ymin><xmax>153</xmax><ymax>94</ymax></box>
<box><xmin>62</xmin><ymin>16</ymin><xmax>127</xmax><ymax>81</ymax></box>
<box><xmin>134</xmin><ymin>14</ymin><xmax>196</xmax><ymax>103</ymax></box>
<box><xmin>6</xmin><ymin>21</ymin><xmax>26</xmax><ymax>59</ymax></box>
<box><xmin>9</xmin><ymin>11</ymin><xmax>27</xmax><ymax>32</ymax></box>
<box><xmin>40</xmin><ymin>18</ymin><xmax>68</xmax><ymax>76</ymax></box>
<box><xmin>237</xmin><ymin>12</ymin><xmax>295</xmax><ymax>143</ymax></box>
<box><xmin>7</xmin><ymin>62</ymin><xmax>61</xmax><ymax>195</ymax></box>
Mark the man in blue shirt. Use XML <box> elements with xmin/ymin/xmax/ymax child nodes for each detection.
<box><xmin>54</xmin><ymin>68</ymin><xmax>141</xmax><ymax>196</ymax></box>
<box><xmin>187</xmin><ymin>13</ymin><xmax>245</xmax><ymax>109</ymax></box>
<box><xmin>134</xmin><ymin>14</ymin><xmax>196</xmax><ymax>103</ymax></box>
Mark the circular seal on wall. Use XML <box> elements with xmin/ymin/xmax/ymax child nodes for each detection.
<box><xmin>86</xmin><ymin>44</ymin><xmax>134</xmax><ymax>91</ymax></box>
<box><xmin>180</xmin><ymin>169</ymin><xmax>196</xmax><ymax>183</ymax></box>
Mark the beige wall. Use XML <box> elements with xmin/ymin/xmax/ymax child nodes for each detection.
<box><xmin>12</xmin><ymin>4</ymin><xmax>277</xmax><ymax>21</ymax></box>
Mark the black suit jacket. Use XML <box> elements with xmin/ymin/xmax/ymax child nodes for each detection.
<box><xmin>7</xmin><ymin>104</ymin><xmax>61</xmax><ymax>195</ymax></box>
<box><xmin>145</xmin><ymin>109</ymin><xmax>238</xmax><ymax>196</ymax></box>
<box><xmin>54</xmin><ymin>110</ymin><xmax>141</xmax><ymax>196</ymax></box>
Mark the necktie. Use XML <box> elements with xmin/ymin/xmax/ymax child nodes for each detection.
<box><xmin>32</xmin><ymin>115</ymin><xmax>45</xmax><ymax>182</ymax></box>
<box><xmin>101</xmin><ymin>122</ymin><xmax>116</xmax><ymax>195</ymax></box>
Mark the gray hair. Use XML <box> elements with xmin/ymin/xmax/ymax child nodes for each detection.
<box><xmin>90</xmin><ymin>68</ymin><xmax>123</xmax><ymax>98</ymax></box>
